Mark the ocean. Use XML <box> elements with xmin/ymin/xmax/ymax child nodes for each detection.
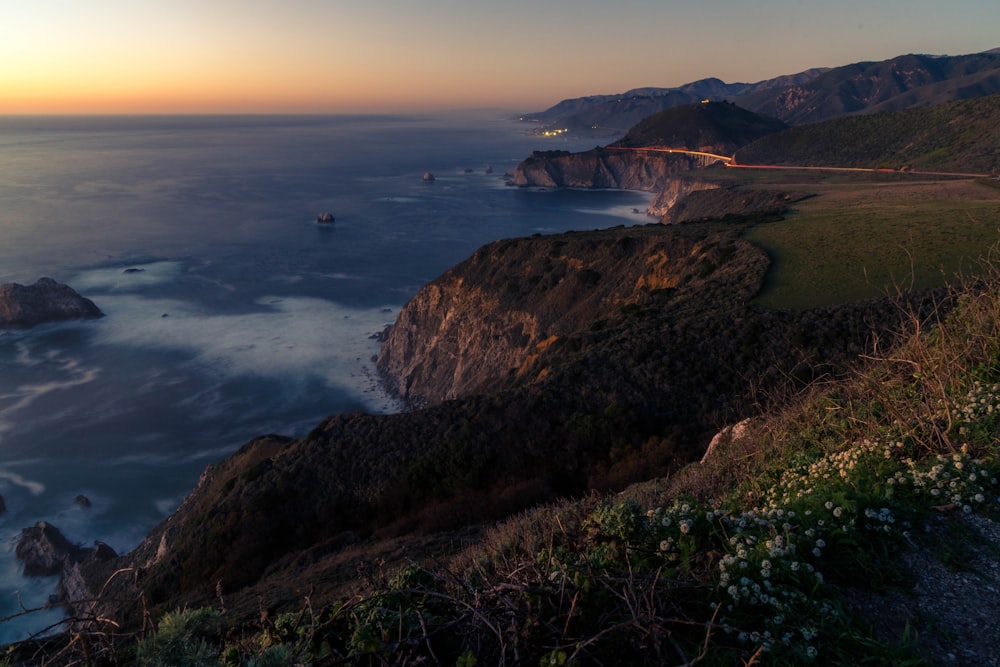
<box><xmin>0</xmin><ymin>112</ymin><xmax>650</xmax><ymax>642</ymax></box>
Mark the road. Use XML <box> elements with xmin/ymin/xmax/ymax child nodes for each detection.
<box><xmin>605</xmin><ymin>146</ymin><xmax>993</xmax><ymax>179</ymax></box>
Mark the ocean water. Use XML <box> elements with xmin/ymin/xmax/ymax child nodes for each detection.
<box><xmin>0</xmin><ymin>112</ymin><xmax>650</xmax><ymax>642</ymax></box>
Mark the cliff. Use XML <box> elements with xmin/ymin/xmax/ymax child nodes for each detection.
<box><xmin>509</xmin><ymin>148</ymin><xmax>698</xmax><ymax>191</ymax></box>
<box><xmin>509</xmin><ymin>148</ymin><xmax>725</xmax><ymax>219</ymax></box>
<box><xmin>378</xmin><ymin>226</ymin><xmax>756</xmax><ymax>405</ymax></box>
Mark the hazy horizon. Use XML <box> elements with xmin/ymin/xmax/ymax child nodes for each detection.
<box><xmin>2</xmin><ymin>1</ymin><xmax>998</xmax><ymax>116</ymax></box>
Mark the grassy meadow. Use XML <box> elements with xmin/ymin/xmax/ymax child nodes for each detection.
<box><xmin>743</xmin><ymin>176</ymin><xmax>1000</xmax><ymax>308</ymax></box>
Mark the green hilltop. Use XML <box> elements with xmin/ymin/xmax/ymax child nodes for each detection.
<box><xmin>612</xmin><ymin>101</ymin><xmax>788</xmax><ymax>155</ymax></box>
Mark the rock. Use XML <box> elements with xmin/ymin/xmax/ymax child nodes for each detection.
<box><xmin>15</xmin><ymin>521</ymin><xmax>85</xmax><ymax>577</ymax></box>
<box><xmin>122</xmin><ymin>267</ymin><xmax>145</xmax><ymax>274</ymax></box>
<box><xmin>702</xmin><ymin>418</ymin><xmax>752</xmax><ymax>464</ymax></box>
<box><xmin>485</xmin><ymin>165</ymin><xmax>494</xmax><ymax>174</ymax></box>
<box><xmin>14</xmin><ymin>521</ymin><xmax>118</xmax><ymax>607</ymax></box>
<box><xmin>74</xmin><ymin>494</ymin><xmax>92</xmax><ymax>508</ymax></box>
<box><xmin>316</xmin><ymin>212</ymin><xmax>335</xmax><ymax>223</ymax></box>
<box><xmin>0</xmin><ymin>277</ymin><xmax>102</xmax><ymax>329</ymax></box>
<box><xmin>0</xmin><ymin>494</ymin><xmax>5</xmax><ymax>514</ymax></box>
<box><xmin>422</xmin><ymin>172</ymin><xmax>435</xmax><ymax>182</ymax></box>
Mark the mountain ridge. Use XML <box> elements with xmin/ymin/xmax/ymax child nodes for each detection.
<box><xmin>524</xmin><ymin>50</ymin><xmax>1000</xmax><ymax>134</ymax></box>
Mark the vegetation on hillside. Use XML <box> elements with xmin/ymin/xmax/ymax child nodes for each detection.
<box><xmin>14</xmin><ymin>253</ymin><xmax>1000</xmax><ymax>666</ymax></box>
<box><xmin>71</xmin><ymin>221</ymin><xmax>942</xmax><ymax>632</ymax></box>
<box><xmin>611</xmin><ymin>101</ymin><xmax>787</xmax><ymax>154</ymax></box>
<box><xmin>735</xmin><ymin>94</ymin><xmax>1000</xmax><ymax>174</ymax></box>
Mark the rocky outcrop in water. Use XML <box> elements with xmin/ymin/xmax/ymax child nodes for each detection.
<box><xmin>0</xmin><ymin>277</ymin><xmax>102</xmax><ymax>328</ymax></box>
<box><xmin>15</xmin><ymin>522</ymin><xmax>117</xmax><ymax>606</ymax></box>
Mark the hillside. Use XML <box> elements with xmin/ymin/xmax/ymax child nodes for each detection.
<box><xmin>18</xmin><ymin>219</ymin><xmax>941</xmax><ymax>651</ymax></box>
<box><xmin>18</xmin><ymin>227</ymin><xmax>1000</xmax><ymax>665</ymax></box>
<box><xmin>611</xmin><ymin>101</ymin><xmax>787</xmax><ymax>155</ymax></box>
<box><xmin>735</xmin><ymin>93</ymin><xmax>1000</xmax><ymax>174</ymax></box>
<box><xmin>523</xmin><ymin>51</ymin><xmax>1000</xmax><ymax>135</ymax></box>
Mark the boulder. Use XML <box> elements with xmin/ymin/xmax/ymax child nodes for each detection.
<box><xmin>0</xmin><ymin>277</ymin><xmax>102</xmax><ymax>329</ymax></box>
<box><xmin>15</xmin><ymin>521</ymin><xmax>118</xmax><ymax>606</ymax></box>
<box><xmin>422</xmin><ymin>172</ymin><xmax>435</xmax><ymax>182</ymax></box>
<box><xmin>316</xmin><ymin>212</ymin><xmax>335</xmax><ymax>223</ymax></box>
<box><xmin>15</xmin><ymin>521</ymin><xmax>85</xmax><ymax>577</ymax></box>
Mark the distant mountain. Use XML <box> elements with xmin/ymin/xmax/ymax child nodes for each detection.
<box><xmin>522</xmin><ymin>69</ymin><xmax>828</xmax><ymax>134</ymax></box>
<box><xmin>737</xmin><ymin>51</ymin><xmax>1000</xmax><ymax>125</ymax></box>
<box><xmin>525</xmin><ymin>51</ymin><xmax>1000</xmax><ymax>133</ymax></box>
<box><xmin>612</xmin><ymin>101</ymin><xmax>787</xmax><ymax>155</ymax></box>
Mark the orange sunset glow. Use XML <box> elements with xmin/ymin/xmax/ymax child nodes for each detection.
<box><xmin>2</xmin><ymin>1</ymin><xmax>999</xmax><ymax>114</ymax></box>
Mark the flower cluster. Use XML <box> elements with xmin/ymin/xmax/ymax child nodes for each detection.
<box><xmin>956</xmin><ymin>380</ymin><xmax>1000</xmax><ymax>423</ymax></box>
<box><xmin>643</xmin><ymin>500</ymin><xmax>834</xmax><ymax>659</ymax></box>
<box><xmin>633</xmin><ymin>434</ymin><xmax>999</xmax><ymax>660</ymax></box>
<box><xmin>887</xmin><ymin>446</ymin><xmax>999</xmax><ymax>513</ymax></box>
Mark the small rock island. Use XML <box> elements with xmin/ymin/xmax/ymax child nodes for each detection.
<box><xmin>0</xmin><ymin>277</ymin><xmax>102</xmax><ymax>328</ymax></box>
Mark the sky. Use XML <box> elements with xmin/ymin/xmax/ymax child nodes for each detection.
<box><xmin>1</xmin><ymin>0</ymin><xmax>999</xmax><ymax>115</ymax></box>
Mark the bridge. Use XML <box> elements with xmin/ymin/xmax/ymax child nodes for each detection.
<box><xmin>606</xmin><ymin>146</ymin><xmax>733</xmax><ymax>167</ymax></box>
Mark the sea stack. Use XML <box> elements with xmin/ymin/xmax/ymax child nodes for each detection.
<box><xmin>0</xmin><ymin>277</ymin><xmax>102</xmax><ymax>329</ymax></box>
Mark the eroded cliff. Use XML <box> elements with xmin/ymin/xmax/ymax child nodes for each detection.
<box><xmin>378</xmin><ymin>228</ymin><xmax>747</xmax><ymax>405</ymax></box>
<box><xmin>510</xmin><ymin>148</ymin><xmax>699</xmax><ymax>191</ymax></box>
<box><xmin>509</xmin><ymin>148</ymin><xmax>727</xmax><ymax>219</ymax></box>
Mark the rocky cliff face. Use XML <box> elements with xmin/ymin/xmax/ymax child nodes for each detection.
<box><xmin>377</xmin><ymin>229</ymin><xmax>730</xmax><ymax>406</ymax></box>
<box><xmin>648</xmin><ymin>179</ymin><xmax>721</xmax><ymax>217</ymax></box>
<box><xmin>509</xmin><ymin>149</ymin><xmax>723</xmax><ymax>220</ymax></box>
<box><xmin>510</xmin><ymin>149</ymin><xmax>697</xmax><ymax>191</ymax></box>
<box><xmin>0</xmin><ymin>277</ymin><xmax>102</xmax><ymax>328</ymax></box>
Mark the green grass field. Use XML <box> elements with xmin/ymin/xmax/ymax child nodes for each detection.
<box><xmin>743</xmin><ymin>177</ymin><xmax>1000</xmax><ymax>308</ymax></box>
